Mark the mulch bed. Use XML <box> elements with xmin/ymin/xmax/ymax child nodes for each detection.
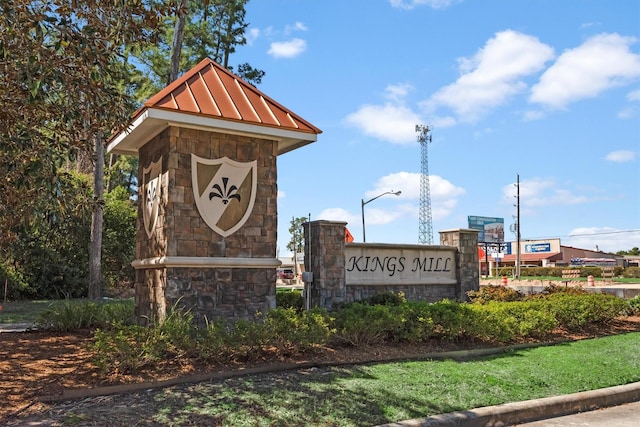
<box><xmin>2</xmin><ymin>316</ymin><xmax>640</xmax><ymax>422</ymax></box>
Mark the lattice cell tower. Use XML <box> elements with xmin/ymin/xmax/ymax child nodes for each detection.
<box><xmin>416</xmin><ymin>124</ymin><xmax>433</xmax><ymax>244</ymax></box>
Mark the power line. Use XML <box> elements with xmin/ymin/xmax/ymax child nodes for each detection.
<box><xmin>525</xmin><ymin>229</ymin><xmax>640</xmax><ymax>240</ymax></box>
<box><xmin>567</xmin><ymin>229</ymin><xmax>640</xmax><ymax>237</ymax></box>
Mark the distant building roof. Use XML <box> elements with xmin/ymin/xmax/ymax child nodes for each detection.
<box><xmin>108</xmin><ymin>58</ymin><xmax>321</xmax><ymax>156</ymax></box>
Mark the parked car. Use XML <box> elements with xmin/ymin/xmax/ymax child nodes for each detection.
<box><xmin>278</xmin><ymin>268</ymin><xmax>295</xmax><ymax>280</ymax></box>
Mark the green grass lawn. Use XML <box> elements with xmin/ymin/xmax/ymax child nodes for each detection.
<box><xmin>0</xmin><ymin>300</ymin><xmax>53</xmax><ymax>323</ymax></box>
<box><xmin>49</xmin><ymin>332</ymin><xmax>639</xmax><ymax>427</ymax></box>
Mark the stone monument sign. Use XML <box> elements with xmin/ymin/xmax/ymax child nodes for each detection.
<box><xmin>107</xmin><ymin>58</ymin><xmax>321</xmax><ymax>323</ymax></box>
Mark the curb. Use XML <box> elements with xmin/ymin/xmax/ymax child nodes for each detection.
<box><xmin>376</xmin><ymin>382</ymin><xmax>640</xmax><ymax>427</ymax></box>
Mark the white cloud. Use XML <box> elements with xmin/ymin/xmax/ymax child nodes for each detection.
<box><xmin>246</xmin><ymin>28</ymin><xmax>259</xmax><ymax>45</ymax></box>
<box><xmin>502</xmin><ymin>177</ymin><xmax>591</xmax><ymax>210</ymax></box>
<box><xmin>530</xmin><ymin>33</ymin><xmax>640</xmax><ymax>109</ymax></box>
<box><xmin>316</xmin><ymin>207</ymin><xmax>360</xmax><ymax>226</ymax></box>
<box><xmin>285</xmin><ymin>22</ymin><xmax>307</xmax><ymax>34</ymax></box>
<box><xmin>522</xmin><ymin>110</ymin><xmax>545</xmax><ymax>121</ymax></box>
<box><xmin>389</xmin><ymin>0</ymin><xmax>458</xmax><ymax>10</ymax></box>
<box><xmin>278</xmin><ymin>190</ymin><xmax>286</xmax><ymax>198</ymax></box>
<box><xmin>345</xmin><ymin>83</ymin><xmax>424</xmax><ymax>144</ymax></box>
<box><xmin>424</xmin><ymin>30</ymin><xmax>554</xmax><ymax>122</ymax></box>
<box><xmin>605</xmin><ymin>150</ymin><xmax>636</xmax><ymax>162</ymax></box>
<box><xmin>267</xmin><ymin>38</ymin><xmax>306</xmax><ymax>58</ymax></box>
<box><xmin>628</xmin><ymin>89</ymin><xmax>640</xmax><ymax>101</ymax></box>
<box><xmin>366</xmin><ymin>172</ymin><xmax>465</xmax><ymax>220</ymax></box>
<box><xmin>385</xmin><ymin>83</ymin><xmax>413</xmax><ymax>102</ymax></box>
<box><xmin>345</xmin><ymin>103</ymin><xmax>422</xmax><ymax>144</ymax></box>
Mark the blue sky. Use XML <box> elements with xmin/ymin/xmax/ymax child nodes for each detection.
<box><xmin>234</xmin><ymin>0</ymin><xmax>640</xmax><ymax>255</ymax></box>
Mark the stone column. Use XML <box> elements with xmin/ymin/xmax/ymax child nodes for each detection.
<box><xmin>439</xmin><ymin>228</ymin><xmax>480</xmax><ymax>301</ymax></box>
<box><xmin>133</xmin><ymin>127</ymin><xmax>280</xmax><ymax>324</ymax></box>
<box><xmin>303</xmin><ymin>220</ymin><xmax>347</xmax><ymax>310</ymax></box>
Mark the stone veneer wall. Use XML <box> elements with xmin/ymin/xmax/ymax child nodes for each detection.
<box><xmin>439</xmin><ymin>228</ymin><xmax>480</xmax><ymax>302</ymax></box>
<box><xmin>303</xmin><ymin>221</ymin><xmax>479</xmax><ymax>310</ymax></box>
<box><xmin>134</xmin><ymin>126</ymin><xmax>278</xmax><ymax>324</ymax></box>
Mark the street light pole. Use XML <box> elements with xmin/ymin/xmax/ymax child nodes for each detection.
<box><xmin>361</xmin><ymin>190</ymin><xmax>402</xmax><ymax>242</ymax></box>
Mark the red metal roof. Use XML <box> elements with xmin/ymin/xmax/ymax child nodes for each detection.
<box><xmin>140</xmin><ymin>58</ymin><xmax>321</xmax><ymax>134</ymax></box>
<box><xmin>108</xmin><ymin>58</ymin><xmax>321</xmax><ymax>156</ymax></box>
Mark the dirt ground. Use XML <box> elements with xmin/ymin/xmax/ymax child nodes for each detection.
<box><xmin>2</xmin><ymin>315</ymin><xmax>640</xmax><ymax>423</ymax></box>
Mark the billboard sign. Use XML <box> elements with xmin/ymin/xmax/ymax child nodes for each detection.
<box><xmin>468</xmin><ymin>216</ymin><xmax>504</xmax><ymax>243</ymax></box>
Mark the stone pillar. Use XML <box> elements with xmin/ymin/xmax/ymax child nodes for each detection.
<box><xmin>303</xmin><ymin>220</ymin><xmax>347</xmax><ymax>310</ymax></box>
<box><xmin>133</xmin><ymin>127</ymin><xmax>279</xmax><ymax>324</ymax></box>
<box><xmin>439</xmin><ymin>228</ymin><xmax>480</xmax><ymax>301</ymax></box>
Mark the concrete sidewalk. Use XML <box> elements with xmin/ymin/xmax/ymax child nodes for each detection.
<box><xmin>0</xmin><ymin>322</ymin><xmax>34</xmax><ymax>333</ymax></box>
<box><xmin>377</xmin><ymin>382</ymin><xmax>640</xmax><ymax>427</ymax></box>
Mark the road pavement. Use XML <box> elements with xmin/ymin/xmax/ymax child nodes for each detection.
<box><xmin>515</xmin><ymin>400</ymin><xmax>640</xmax><ymax>426</ymax></box>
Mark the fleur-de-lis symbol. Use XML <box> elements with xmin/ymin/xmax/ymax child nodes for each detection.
<box><xmin>147</xmin><ymin>183</ymin><xmax>157</xmax><ymax>209</ymax></box>
<box><xmin>209</xmin><ymin>177</ymin><xmax>241</xmax><ymax>204</ymax></box>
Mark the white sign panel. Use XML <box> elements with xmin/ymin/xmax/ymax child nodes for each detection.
<box><xmin>345</xmin><ymin>244</ymin><xmax>457</xmax><ymax>286</ymax></box>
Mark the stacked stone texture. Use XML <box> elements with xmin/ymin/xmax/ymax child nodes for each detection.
<box><xmin>304</xmin><ymin>221</ymin><xmax>480</xmax><ymax>309</ymax></box>
<box><xmin>135</xmin><ymin>127</ymin><xmax>277</xmax><ymax>324</ymax></box>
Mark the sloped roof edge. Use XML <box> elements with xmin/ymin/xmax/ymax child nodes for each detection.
<box><xmin>108</xmin><ymin>58</ymin><xmax>321</xmax><ymax>156</ymax></box>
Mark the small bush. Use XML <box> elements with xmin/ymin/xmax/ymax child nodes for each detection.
<box><xmin>276</xmin><ymin>289</ymin><xmax>304</xmax><ymax>312</ymax></box>
<box><xmin>264</xmin><ymin>307</ymin><xmax>333</xmax><ymax>353</ymax></box>
<box><xmin>623</xmin><ymin>267</ymin><xmax>640</xmax><ymax>279</ymax></box>
<box><xmin>469</xmin><ymin>302</ymin><xmax>557</xmax><ymax>342</ymax></box>
<box><xmin>365</xmin><ymin>291</ymin><xmax>407</xmax><ymax>306</ymax></box>
<box><xmin>467</xmin><ymin>286</ymin><xmax>524</xmax><ymax>304</ymax></box>
<box><xmin>534</xmin><ymin>285</ymin><xmax>590</xmax><ymax>297</ymax></box>
<box><xmin>541</xmin><ymin>293</ymin><xmax>628</xmax><ymax>330</ymax></box>
<box><xmin>332</xmin><ymin>303</ymin><xmax>402</xmax><ymax>346</ymax></box>
<box><xmin>427</xmin><ymin>299</ymin><xmax>475</xmax><ymax>340</ymax></box>
<box><xmin>393</xmin><ymin>302</ymin><xmax>435</xmax><ymax>342</ymax></box>
<box><xmin>627</xmin><ymin>296</ymin><xmax>640</xmax><ymax>315</ymax></box>
<box><xmin>36</xmin><ymin>299</ymin><xmax>134</xmax><ymax>331</ymax></box>
<box><xmin>93</xmin><ymin>322</ymin><xmax>176</xmax><ymax>373</ymax></box>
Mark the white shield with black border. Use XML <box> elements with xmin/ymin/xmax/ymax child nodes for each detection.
<box><xmin>142</xmin><ymin>158</ymin><xmax>162</xmax><ymax>238</ymax></box>
<box><xmin>191</xmin><ymin>154</ymin><xmax>257</xmax><ymax>237</ymax></box>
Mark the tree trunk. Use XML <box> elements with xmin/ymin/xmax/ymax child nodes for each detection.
<box><xmin>169</xmin><ymin>0</ymin><xmax>189</xmax><ymax>84</ymax></box>
<box><xmin>88</xmin><ymin>132</ymin><xmax>104</xmax><ymax>300</ymax></box>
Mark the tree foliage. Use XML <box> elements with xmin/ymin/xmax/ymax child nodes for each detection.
<box><xmin>0</xmin><ymin>0</ymin><xmax>163</xmax><ymax>243</ymax></box>
<box><xmin>0</xmin><ymin>0</ymin><xmax>263</xmax><ymax>299</ymax></box>
<box><xmin>287</xmin><ymin>217</ymin><xmax>307</xmax><ymax>254</ymax></box>
<box><xmin>134</xmin><ymin>0</ymin><xmax>264</xmax><ymax>95</ymax></box>
<box><xmin>616</xmin><ymin>247</ymin><xmax>640</xmax><ymax>256</ymax></box>
<box><xmin>0</xmin><ymin>1</ymin><xmax>164</xmax><ymax>298</ymax></box>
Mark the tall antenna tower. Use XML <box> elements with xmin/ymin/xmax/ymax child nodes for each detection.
<box><xmin>416</xmin><ymin>124</ymin><xmax>433</xmax><ymax>244</ymax></box>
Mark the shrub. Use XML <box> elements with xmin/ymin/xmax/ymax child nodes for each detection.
<box><xmin>93</xmin><ymin>324</ymin><xmax>167</xmax><ymax>373</ymax></box>
<box><xmin>276</xmin><ymin>289</ymin><xmax>304</xmax><ymax>312</ymax></box>
<box><xmin>467</xmin><ymin>285</ymin><xmax>524</xmax><ymax>304</ymax></box>
<box><xmin>264</xmin><ymin>307</ymin><xmax>333</xmax><ymax>353</ymax></box>
<box><xmin>623</xmin><ymin>267</ymin><xmax>640</xmax><ymax>279</ymax></box>
<box><xmin>534</xmin><ymin>284</ymin><xmax>590</xmax><ymax>297</ymax></box>
<box><xmin>541</xmin><ymin>293</ymin><xmax>628</xmax><ymax>330</ymax></box>
<box><xmin>627</xmin><ymin>296</ymin><xmax>640</xmax><ymax>315</ymax></box>
<box><xmin>427</xmin><ymin>299</ymin><xmax>475</xmax><ymax>340</ymax></box>
<box><xmin>393</xmin><ymin>302</ymin><xmax>435</xmax><ymax>343</ymax></box>
<box><xmin>365</xmin><ymin>291</ymin><xmax>407</xmax><ymax>306</ymax></box>
<box><xmin>332</xmin><ymin>303</ymin><xmax>402</xmax><ymax>346</ymax></box>
<box><xmin>469</xmin><ymin>302</ymin><xmax>557</xmax><ymax>342</ymax></box>
<box><xmin>36</xmin><ymin>299</ymin><xmax>135</xmax><ymax>331</ymax></box>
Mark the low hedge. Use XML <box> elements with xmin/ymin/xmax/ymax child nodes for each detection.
<box><xmin>89</xmin><ymin>290</ymin><xmax>633</xmax><ymax>374</ymax></box>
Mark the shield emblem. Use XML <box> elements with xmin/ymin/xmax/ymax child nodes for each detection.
<box><xmin>142</xmin><ymin>158</ymin><xmax>163</xmax><ymax>238</ymax></box>
<box><xmin>191</xmin><ymin>154</ymin><xmax>257</xmax><ymax>237</ymax></box>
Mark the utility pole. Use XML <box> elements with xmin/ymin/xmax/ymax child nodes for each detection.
<box><xmin>516</xmin><ymin>174</ymin><xmax>521</xmax><ymax>279</ymax></box>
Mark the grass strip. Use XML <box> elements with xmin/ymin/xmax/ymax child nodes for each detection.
<box><xmin>52</xmin><ymin>332</ymin><xmax>640</xmax><ymax>427</ymax></box>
